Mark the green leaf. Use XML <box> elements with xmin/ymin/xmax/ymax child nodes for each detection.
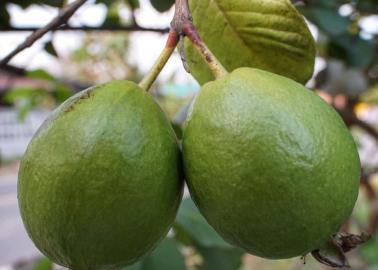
<box><xmin>308</xmin><ymin>0</ymin><xmax>341</xmax><ymax>9</ymax></box>
<box><xmin>0</xmin><ymin>3</ymin><xmax>10</xmax><ymax>26</ymax></box>
<box><xmin>41</xmin><ymin>0</ymin><xmax>65</xmax><ymax>7</ymax></box>
<box><xmin>197</xmin><ymin>246</ymin><xmax>243</xmax><ymax>270</ymax></box>
<box><xmin>96</xmin><ymin>0</ymin><xmax>113</xmax><ymax>6</ymax></box>
<box><xmin>10</xmin><ymin>0</ymin><xmax>65</xmax><ymax>8</ymax></box>
<box><xmin>125</xmin><ymin>261</ymin><xmax>143</xmax><ymax>270</ymax></box>
<box><xmin>54</xmin><ymin>84</ymin><xmax>73</xmax><ymax>102</ymax></box>
<box><xmin>44</xmin><ymin>41</ymin><xmax>58</xmax><ymax>57</ymax></box>
<box><xmin>125</xmin><ymin>0</ymin><xmax>140</xmax><ymax>9</ymax></box>
<box><xmin>7</xmin><ymin>0</ymin><xmax>34</xmax><ymax>9</ymax></box>
<box><xmin>4</xmin><ymin>87</ymin><xmax>52</xmax><ymax>119</ymax></box>
<box><xmin>185</xmin><ymin>0</ymin><xmax>316</xmax><ymax>84</ymax></box>
<box><xmin>150</xmin><ymin>0</ymin><xmax>175</xmax><ymax>12</ymax></box>
<box><xmin>143</xmin><ymin>239</ymin><xmax>186</xmax><ymax>270</ymax></box>
<box><xmin>298</xmin><ymin>3</ymin><xmax>375</xmax><ymax>68</ymax></box>
<box><xmin>17</xmin><ymin>99</ymin><xmax>34</xmax><ymax>121</ymax></box>
<box><xmin>300</xmin><ymin>7</ymin><xmax>349</xmax><ymax>36</ymax></box>
<box><xmin>360</xmin><ymin>234</ymin><xmax>378</xmax><ymax>264</ymax></box>
<box><xmin>173</xmin><ymin>223</ymin><xmax>195</xmax><ymax>246</ymax></box>
<box><xmin>102</xmin><ymin>3</ymin><xmax>122</xmax><ymax>27</ymax></box>
<box><xmin>27</xmin><ymin>69</ymin><xmax>55</xmax><ymax>81</ymax></box>
<box><xmin>10</xmin><ymin>70</ymin><xmax>72</xmax><ymax>106</ymax></box>
<box><xmin>26</xmin><ymin>69</ymin><xmax>56</xmax><ymax>82</ymax></box>
<box><xmin>4</xmin><ymin>87</ymin><xmax>47</xmax><ymax>103</ymax></box>
<box><xmin>175</xmin><ymin>198</ymin><xmax>231</xmax><ymax>248</ymax></box>
<box><xmin>329</xmin><ymin>34</ymin><xmax>375</xmax><ymax>68</ymax></box>
<box><xmin>103</xmin><ymin>13</ymin><xmax>121</xmax><ymax>27</ymax></box>
<box><xmin>72</xmin><ymin>47</ymin><xmax>91</xmax><ymax>62</ymax></box>
<box><xmin>357</xmin><ymin>0</ymin><xmax>378</xmax><ymax>14</ymax></box>
<box><xmin>32</xmin><ymin>257</ymin><xmax>53</xmax><ymax>270</ymax></box>
<box><xmin>175</xmin><ymin>200</ymin><xmax>243</xmax><ymax>269</ymax></box>
<box><xmin>124</xmin><ymin>239</ymin><xmax>186</xmax><ymax>270</ymax></box>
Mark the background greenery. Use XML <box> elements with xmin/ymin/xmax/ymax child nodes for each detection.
<box><xmin>1</xmin><ymin>0</ymin><xmax>378</xmax><ymax>269</ymax></box>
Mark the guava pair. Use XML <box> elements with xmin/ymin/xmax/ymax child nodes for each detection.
<box><xmin>18</xmin><ymin>0</ymin><xmax>361</xmax><ymax>268</ymax></box>
<box><xmin>18</xmin><ymin>67</ymin><xmax>360</xmax><ymax>270</ymax></box>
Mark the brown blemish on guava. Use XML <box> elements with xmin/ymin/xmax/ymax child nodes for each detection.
<box><xmin>64</xmin><ymin>90</ymin><xmax>93</xmax><ymax>113</ymax></box>
<box><xmin>80</xmin><ymin>90</ymin><xmax>92</xmax><ymax>100</ymax></box>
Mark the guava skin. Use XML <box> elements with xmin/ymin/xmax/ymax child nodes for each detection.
<box><xmin>182</xmin><ymin>68</ymin><xmax>361</xmax><ymax>259</ymax></box>
<box><xmin>18</xmin><ymin>81</ymin><xmax>183</xmax><ymax>270</ymax></box>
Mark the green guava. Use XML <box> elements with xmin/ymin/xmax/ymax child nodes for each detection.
<box><xmin>18</xmin><ymin>80</ymin><xmax>183</xmax><ymax>270</ymax></box>
<box><xmin>182</xmin><ymin>68</ymin><xmax>360</xmax><ymax>259</ymax></box>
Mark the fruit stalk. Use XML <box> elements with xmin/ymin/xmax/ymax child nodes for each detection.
<box><xmin>139</xmin><ymin>30</ymin><xmax>179</xmax><ymax>91</ymax></box>
<box><xmin>139</xmin><ymin>0</ymin><xmax>228</xmax><ymax>91</ymax></box>
<box><xmin>171</xmin><ymin>0</ymin><xmax>228</xmax><ymax>79</ymax></box>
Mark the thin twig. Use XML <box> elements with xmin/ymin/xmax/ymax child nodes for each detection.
<box><xmin>0</xmin><ymin>64</ymin><xmax>26</xmax><ymax>75</ymax></box>
<box><xmin>0</xmin><ymin>0</ymin><xmax>87</xmax><ymax>67</ymax></box>
<box><xmin>0</xmin><ymin>25</ymin><xmax>169</xmax><ymax>33</ymax></box>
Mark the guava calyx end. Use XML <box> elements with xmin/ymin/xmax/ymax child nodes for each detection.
<box><xmin>311</xmin><ymin>232</ymin><xmax>370</xmax><ymax>268</ymax></box>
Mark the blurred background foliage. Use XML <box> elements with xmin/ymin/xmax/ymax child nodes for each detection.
<box><xmin>0</xmin><ymin>0</ymin><xmax>378</xmax><ymax>269</ymax></box>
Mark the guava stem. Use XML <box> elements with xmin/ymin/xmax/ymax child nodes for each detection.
<box><xmin>139</xmin><ymin>30</ymin><xmax>179</xmax><ymax>92</ymax></box>
<box><xmin>139</xmin><ymin>0</ymin><xmax>228</xmax><ymax>91</ymax></box>
<box><xmin>182</xmin><ymin>22</ymin><xmax>228</xmax><ymax>79</ymax></box>
<box><xmin>171</xmin><ymin>0</ymin><xmax>228</xmax><ymax>79</ymax></box>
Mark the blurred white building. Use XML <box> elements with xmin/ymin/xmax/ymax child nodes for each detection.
<box><xmin>0</xmin><ymin>108</ymin><xmax>49</xmax><ymax>161</ymax></box>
